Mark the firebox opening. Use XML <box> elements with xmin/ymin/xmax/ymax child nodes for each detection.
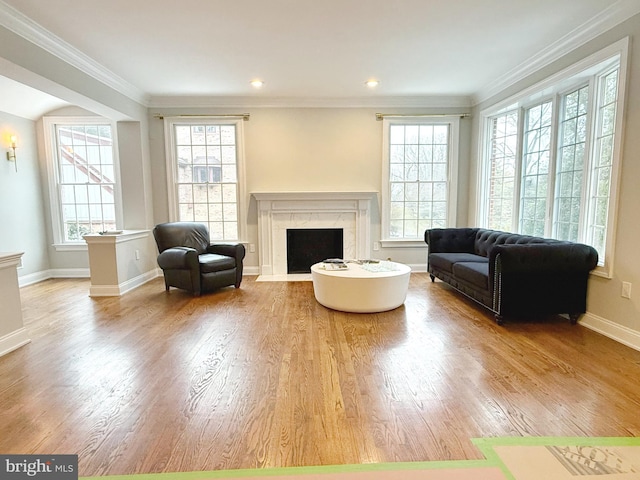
<box><xmin>287</xmin><ymin>228</ymin><xmax>344</xmax><ymax>274</ymax></box>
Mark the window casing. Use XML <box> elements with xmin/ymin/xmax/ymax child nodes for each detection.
<box><xmin>479</xmin><ymin>40</ymin><xmax>627</xmax><ymax>278</ymax></box>
<box><xmin>164</xmin><ymin>118</ymin><xmax>246</xmax><ymax>242</ymax></box>
<box><xmin>381</xmin><ymin>117</ymin><xmax>459</xmax><ymax>247</ymax></box>
<box><xmin>43</xmin><ymin>117</ymin><xmax>122</xmax><ymax>248</ymax></box>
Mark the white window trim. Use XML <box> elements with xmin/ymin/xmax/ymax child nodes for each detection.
<box><xmin>42</xmin><ymin>116</ymin><xmax>123</xmax><ymax>250</ymax></box>
<box><xmin>381</xmin><ymin>116</ymin><xmax>460</xmax><ymax>248</ymax></box>
<box><xmin>163</xmin><ymin>116</ymin><xmax>248</xmax><ymax>243</ymax></box>
<box><xmin>476</xmin><ymin>37</ymin><xmax>629</xmax><ymax>278</ymax></box>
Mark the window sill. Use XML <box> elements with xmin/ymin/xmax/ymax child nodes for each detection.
<box><xmin>380</xmin><ymin>239</ymin><xmax>427</xmax><ymax>248</ymax></box>
<box><xmin>590</xmin><ymin>265</ymin><xmax>612</xmax><ymax>279</ymax></box>
<box><xmin>52</xmin><ymin>243</ymin><xmax>88</xmax><ymax>252</ymax></box>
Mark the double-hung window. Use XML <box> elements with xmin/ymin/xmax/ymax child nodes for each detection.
<box><xmin>164</xmin><ymin>118</ymin><xmax>246</xmax><ymax>242</ymax></box>
<box><xmin>480</xmin><ymin>40</ymin><xmax>627</xmax><ymax>277</ymax></box>
<box><xmin>381</xmin><ymin>117</ymin><xmax>459</xmax><ymax>246</ymax></box>
<box><xmin>43</xmin><ymin>117</ymin><xmax>121</xmax><ymax>247</ymax></box>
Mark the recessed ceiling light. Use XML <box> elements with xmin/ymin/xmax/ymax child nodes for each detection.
<box><xmin>250</xmin><ymin>79</ymin><xmax>264</xmax><ymax>88</ymax></box>
<box><xmin>365</xmin><ymin>79</ymin><xmax>380</xmax><ymax>88</ymax></box>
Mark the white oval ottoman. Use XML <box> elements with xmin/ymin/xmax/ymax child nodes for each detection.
<box><xmin>311</xmin><ymin>261</ymin><xmax>411</xmax><ymax>313</ymax></box>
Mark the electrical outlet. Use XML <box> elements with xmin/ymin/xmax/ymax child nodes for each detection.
<box><xmin>373</xmin><ymin>242</ymin><xmax>380</xmax><ymax>251</ymax></box>
<box><xmin>622</xmin><ymin>281</ymin><xmax>632</xmax><ymax>299</ymax></box>
<box><xmin>249</xmin><ymin>244</ymin><xmax>256</xmax><ymax>253</ymax></box>
<box><xmin>135</xmin><ymin>249</ymin><xmax>140</xmax><ymax>260</ymax></box>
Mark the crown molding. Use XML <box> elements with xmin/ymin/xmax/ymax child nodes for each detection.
<box><xmin>3</xmin><ymin>0</ymin><xmax>636</xmax><ymax>111</ymax></box>
<box><xmin>0</xmin><ymin>0</ymin><xmax>148</xmax><ymax>106</ymax></box>
<box><xmin>147</xmin><ymin>94</ymin><xmax>473</xmax><ymax>109</ymax></box>
<box><xmin>472</xmin><ymin>0</ymin><xmax>640</xmax><ymax>106</ymax></box>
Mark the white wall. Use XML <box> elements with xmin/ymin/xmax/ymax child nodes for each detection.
<box><xmin>0</xmin><ymin>111</ymin><xmax>50</xmax><ymax>279</ymax></box>
<box><xmin>149</xmin><ymin>107</ymin><xmax>472</xmax><ymax>270</ymax></box>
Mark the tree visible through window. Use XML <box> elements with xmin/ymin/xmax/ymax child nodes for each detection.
<box><xmin>384</xmin><ymin>120</ymin><xmax>456</xmax><ymax>240</ymax></box>
<box><xmin>521</xmin><ymin>101</ymin><xmax>552</xmax><ymax>237</ymax></box>
<box><xmin>487</xmin><ymin>111</ymin><xmax>518</xmax><ymax>232</ymax></box>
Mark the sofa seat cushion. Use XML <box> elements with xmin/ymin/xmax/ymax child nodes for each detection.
<box><xmin>452</xmin><ymin>261</ymin><xmax>489</xmax><ymax>289</ymax></box>
<box><xmin>429</xmin><ymin>253</ymin><xmax>488</xmax><ymax>273</ymax></box>
<box><xmin>199</xmin><ymin>253</ymin><xmax>236</xmax><ymax>273</ymax></box>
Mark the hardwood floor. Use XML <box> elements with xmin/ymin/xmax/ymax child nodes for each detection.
<box><xmin>1</xmin><ymin>274</ymin><xmax>640</xmax><ymax>476</ymax></box>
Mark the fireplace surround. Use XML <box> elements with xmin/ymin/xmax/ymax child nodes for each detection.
<box><xmin>252</xmin><ymin>192</ymin><xmax>376</xmax><ymax>276</ymax></box>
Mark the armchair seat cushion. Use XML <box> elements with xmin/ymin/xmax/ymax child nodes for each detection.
<box><xmin>428</xmin><ymin>252</ymin><xmax>488</xmax><ymax>273</ymax></box>
<box><xmin>199</xmin><ymin>253</ymin><xmax>237</xmax><ymax>273</ymax></box>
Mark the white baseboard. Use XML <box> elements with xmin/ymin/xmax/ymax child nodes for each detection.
<box><xmin>89</xmin><ymin>270</ymin><xmax>159</xmax><ymax>297</ymax></box>
<box><xmin>579</xmin><ymin>312</ymin><xmax>640</xmax><ymax>352</ymax></box>
<box><xmin>18</xmin><ymin>268</ymin><xmax>90</xmax><ymax>287</ymax></box>
<box><xmin>18</xmin><ymin>270</ymin><xmax>51</xmax><ymax>287</ymax></box>
<box><xmin>408</xmin><ymin>263</ymin><xmax>428</xmax><ymax>272</ymax></box>
<box><xmin>51</xmin><ymin>268</ymin><xmax>91</xmax><ymax>278</ymax></box>
<box><xmin>243</xmin><ymin>266</ymin><xmax>260</xmax><ymax>276</ymax></box>
<box><xmin>0</xmin><ymin>328</ymin><xmax>31</xmax><ymax>357</ymax></box>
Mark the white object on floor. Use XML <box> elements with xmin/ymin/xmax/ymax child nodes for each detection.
<box><xmin>311</xmin><ymin>261</ymin><xmax>411</xmax><ymax>313</ymax></box>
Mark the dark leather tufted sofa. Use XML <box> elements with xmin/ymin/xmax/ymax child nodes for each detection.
<box><xmin>424</xmin><ymin>228</ymin><xmax>598</xmax><ymax>325</ymax></box>
<box><xmin>153</xmin><ymin>222</ymin><xmax>245</xmax><ymax>296</ymax></box>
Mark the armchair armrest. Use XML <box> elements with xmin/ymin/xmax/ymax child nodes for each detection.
<box><xmin>207</xmin><ymin>243</ymin><xmax>246</xmax><ymax>261</ymax></box>
<box><xmin>157</xmin><ymin>246</ymin><xmax>199</xmax><ymax>270</ymax></box>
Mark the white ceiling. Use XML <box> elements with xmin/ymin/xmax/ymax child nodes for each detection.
<box><xmin>1</xmin><ymin>0</ymin><xmax>640</xmax><ymax>115</ymax></box>
<box><xmin>0</xmin><ymin>75</ymin><xmax>69</xmax><ymax>120</ymax></box>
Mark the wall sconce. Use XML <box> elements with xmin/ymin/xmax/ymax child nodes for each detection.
<box><xmin>6</xmin><ymin>135</ymin><xmax>17</xmax><ymax>171</ymax></box>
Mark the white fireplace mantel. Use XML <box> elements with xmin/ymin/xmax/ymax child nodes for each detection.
<box><xmin>252</xmin><ymin>192</ymin><xmax>377</xmax><ymax>276</ymax></box>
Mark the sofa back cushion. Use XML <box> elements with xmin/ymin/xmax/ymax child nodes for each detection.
<box><xmin>425</xmin><ymin>227</ymin><xmax>478</xmax><ymax>253</ymax></box>
<box><xmin>474</xmin><ymin>229</ymin><xmax>558</xmax><ymax>257</ymax></box>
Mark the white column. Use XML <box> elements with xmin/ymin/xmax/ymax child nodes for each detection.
<box><xmin>0</xmin><ymin>252</ymin><xmax>30</xmax><ymax>357</ymax></box>
<box><xmin>83</xmin><ymin>230</ymin><xmax>156</xmax><ymax>296</ymax></box>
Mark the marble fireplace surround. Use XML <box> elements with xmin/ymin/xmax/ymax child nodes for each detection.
<box><xmin>252</xmin><ymin>192</ymin><xmax>376</xmax><ymax>277</ymax></box>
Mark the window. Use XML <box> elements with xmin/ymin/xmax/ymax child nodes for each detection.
<box><xmin>479</xmin><ymin>40</ymin><xmax>628</xmax><ymax>277</ymax></box>
<box><xmin>381</xmin><ymin>117</ymin><xmax>459</xmax><ymax>246</ymax></box>
<box><xmin>486</xmin><ymin>111</ymin><xmax>519</xmax><ymax>232</ymax></box>
<box><xmin>164</xmin><ymin>118</ymin><xmax>246</xmax><ymax>242</ymax></box>
<box><xmin>520</xmin><ymin>101</ymin><xmax>552</xmax><ymax>237</ymax></box>
<box><xmin>554</xmin><ymin>86</ymin><xmax>589</xmax><ymax>241</ymax></box>
<box><xmin>43</xmin><ymin>117</ymin><xmax>121</xmax><ymax>246</ymax></box>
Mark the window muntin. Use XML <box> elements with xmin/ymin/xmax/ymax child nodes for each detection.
<box><xmin>166</xmin><ymin>119</ymin><xmax>244</xmax><ymax>242</ymax></box>
<box><xmin>480</xmin><ymin>46</ymin><xmax>625</xmax><ymax>276</ymax></box>
<box><xmin>382</xmin><ymin>118</ymin><xmax>458</xmax><ymax>244</ymax></box>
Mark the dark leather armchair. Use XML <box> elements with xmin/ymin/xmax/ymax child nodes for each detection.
<box><xmin>153</xmin><ymin>222</ymin><xmax>245</xmax><ymax>295</ymax></box>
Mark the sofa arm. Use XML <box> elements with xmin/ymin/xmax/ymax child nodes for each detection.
<box><xmin>491</xmin><ymin>243</ymin><xmax>598</xmax><ymax>274</ymax></box>
<box><xmin>157</xmin><ymin>246</ymin><xmax>199</xmax><ymax>270</ymax></box>
<box><xmin>208</xmin><ymin>243</ymin><xmax>246</xmax><ymax>261</ymax></box>
<box><xmin>425</xmin><ymin>228</ymin><xmax>478</xmax><ymax>253</ymax></box>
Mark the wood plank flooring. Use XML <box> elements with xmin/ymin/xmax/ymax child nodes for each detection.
<box><xmin>1</xmin><ymin>274</ymin><xmax>640</xmax><ymax>476</ymax></box>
